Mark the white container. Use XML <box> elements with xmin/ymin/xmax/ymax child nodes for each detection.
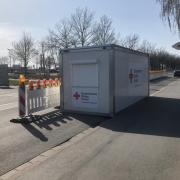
<box><xmin>0</xmin><ymin>64</ymin><xmax>9</xmax><ymax>86</ymax></box>
<box><xmin>59</xmin><ymin>44</ymin><xmax>149</xmax><ymax>116</ymax></box>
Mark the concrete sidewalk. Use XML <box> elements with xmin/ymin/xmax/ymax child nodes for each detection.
<box><xmin>3</xmin><ymin>78</ymin><xmax>180</xmax><ymax>180</ymax></box>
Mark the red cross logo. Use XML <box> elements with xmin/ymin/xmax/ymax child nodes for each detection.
<box><xmin>73</xmin><ymin>92</ymin><xmax>80</xmax><ymax>100</ymax></box>
<box><xmin>129</xmin><ymin>69</ymin><xmax>133</xmax><ymax>83</ymax></box>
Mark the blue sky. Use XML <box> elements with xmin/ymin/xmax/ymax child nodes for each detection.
<box><xmin>0</xmin><ymin>0</ymin><xmax>180</xmax><ymax>58</ymax></box>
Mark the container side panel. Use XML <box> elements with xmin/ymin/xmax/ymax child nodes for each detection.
<box><xmin>109</xmin><ymin>49</ymin><xmax>115</xmax><ymax>114</ymax></box>
<box><xmin>63</xmin><ymin>50</ymin><xmax>109</xmax><ymax>114</ymax></box>
<box><xmin>115</xmin><ymin>50</ymin><xmax>149</xmax><ymax>113</ymax></box>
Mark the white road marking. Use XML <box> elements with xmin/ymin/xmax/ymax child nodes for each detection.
<box><xmin>0</xmin><ymin>102</ymin><xmax>18</xmax><ymax>111</ymax></box>
<box><xmin>0</xmin><ymin>102</ymin><xmax>17</xmax><ymax>107</ymax></box>
<box><xmin>0</xmin><ymin>95</ymin><xmax>17</xmax><ymax>97</ymax></box>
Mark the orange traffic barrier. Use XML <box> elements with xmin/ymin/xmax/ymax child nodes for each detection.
<box><xmin>55</xmin><ymin>78</ymin><xmax>59</xmax><ymax>87</ymax></box>
<box><xmin>49</xmin><ymin>78</ymin><xmax>53</xmax><ymax>87</ymax></box>
<box><xmin>36</xmin><ymin>79</ymin><xmax>41</xmax><ymax>89</ymax></box>
<box><xmin>42</xmin><ymin>79</ymin><xmax>47</xmax><ymax>88</ymax></box>
<box><xmin>28</xmin><ymin>80</ymin><xmax>34</xmax><ymax>90</ymax></box>
<box><xmin>149</xmin><ymin>70</ymin><xmax>166</xmax><ymax>74</ymax></box>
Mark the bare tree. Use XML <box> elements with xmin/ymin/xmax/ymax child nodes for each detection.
<box><xmin>157</xmin><ymin>0</ymin><xmax>180</xmax><ymax>34</ymax></box>
<box><xmin>154</xmin><ymin>47</ymin><xmax>168</xmax><ymax>70</ymax></box>
<box><xmin>138</xmin><ymin>40</ymin><xmax>157</xmax><ymax>70</ymax></box>
<box><xmin>37</xmin><ymin>38</ymin><xmax>49</xmax><ymax>76</ymax></box>
<box><xmin>48</xmin><ymin>18</ymin><xmax>75</xmax><ymax>48</ymax></box>
<box><xmin>31</xmin><ymin>55</ymin><xmax>40</xmax><ymax>71</ymax></box>
<box><xmin>47</xmin><ymin>48</ymin><xmax>58</xmax><ymax>69</ymax></box>
<box><xmin>9</xmin><ymin>50</ymin><xmax>19</xmax><ymax>71</ymax></box>
<box><xmin>92</xmin><ymin>15</ymin><xmax>120</xmax><ymax>45</ymax></box>
<box><xmin>138</xmin><ymin>40</ymin><xmax>156</xmax><ymax>54</ymax></box>
<box><xmin>71</xmin><ymin>7</ymin><xmax>95</xmax><ymax>47</ymax></box>
<box><xmin>0</xmin><ymin>56</ymin><xmax>9</xmax><ymax>64</ymax></box>
<box><xmin>170</xmin><ymin>54</ymin><xmax>180</xmax><ymax>69</ymax></box>
<box><xmin>46</xmin><ymin>37</ymin><xmax>59</xmax><ymax>69</ymax></box>
<box><xmin>46</xmin><ymin>56</ymin><xmax>54</xmax><ymax>70</ymax></box>
<box><xmin>119</xmin><ymin>34</ymin><xmax>140</xmax><ymax>50</ymax></box>
<box><xmin>12</xmin><ymin>31</ymin><xmax>37</xmax><ymax>76</ymax></box>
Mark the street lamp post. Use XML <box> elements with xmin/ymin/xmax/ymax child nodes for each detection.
<box><xmin>172</xmin><ymin>42</ymin><xmax>180</xmax><ymax>70</ymax></box>
<box><xmin>7</xmin><ymin>48</ymin><xmax>13</xmax><ymax>69</ymax></box>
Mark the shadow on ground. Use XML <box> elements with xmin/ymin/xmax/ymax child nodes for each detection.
<box><xmin>102</xmin><ymin>96</ymin><xmax>180</xmax><ymax>139</ymax></box>
<box><xmin>19</xmin><ymin>95</ymin><xmax>180</xmax><ymax>141</ymax></box>
<box><xmin>19</xmin><ymin>110</ymin><xmax>107</xmax><ymax>142</ymax></box>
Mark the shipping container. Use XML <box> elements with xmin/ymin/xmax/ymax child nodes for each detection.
<box><xmin>0</xmin><ymin>64</ymin><xmax>9</xmax><ymax>86</ymax></box>
<box><xmin>59</xmin><ymin>44</ymin><xmax>149</xmax><ymax>116</ymax></box>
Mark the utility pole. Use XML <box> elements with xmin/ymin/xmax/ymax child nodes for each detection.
<box><xmin>39</xmin><ymin>54</ymin><xmax>42</xmax><ymax>74</ymax></box>
<box><xmin>7</xmin><ymin>49</ymin><xmax>13</xmax><ymax>72</ymax></box>
<box><xmin>43</xmin><ymin>54</ymin><xmax>46</xmax><ymax>78</ymax></box>
<box><xmin>7</xmin><ymin>49</ymin><xmax>13</xmax><ymax>67</ymax></box>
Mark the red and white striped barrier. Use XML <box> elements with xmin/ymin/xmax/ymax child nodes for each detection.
<box><xmin>18</xmin><ymin>86</ymin><xmax>26</xmax><ymax>117</ymax></box>
<box><xmin>17</xmin><ymin>77</ymin><xmax>60</xmax><ymax>118</ymax></box>
<box><xmin>26</xmin><ymin>86</ymin><xmax>60</xmax><ymax>115</ymax></box>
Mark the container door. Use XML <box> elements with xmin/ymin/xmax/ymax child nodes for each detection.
<box><xmin>63</xmin><ymin>60</ymin><xmax>99</xmax><ymax>112</ymax></box>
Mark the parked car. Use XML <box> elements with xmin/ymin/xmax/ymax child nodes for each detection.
<box><xmin>174</xmin><ymin>70</ymin><xmax>180</xmax><ymax>77</ymax></box>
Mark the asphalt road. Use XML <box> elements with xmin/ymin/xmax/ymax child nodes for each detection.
<box><xmin>0</xmin><ymin>86</ymin><xmax>18</xmax><ymax>110</ymax></box>
<box><xmin>0</xmin><ymin>91</ymin><xmax>106</xmax><ymax>176</ymax></box>
<box><xmin>13</xmin><ymin>74</ymin><xmax>180</xmax><ymax>180</ymax></box>
<box><xmin>0</xmin><ymin>73</ymin><xmax>177</xmax><ymax>179</ymax></box>
<box><xmin>149</xmin><ymin>72</ymin><xmax>175</xmax><ymax>95</ymax></box>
